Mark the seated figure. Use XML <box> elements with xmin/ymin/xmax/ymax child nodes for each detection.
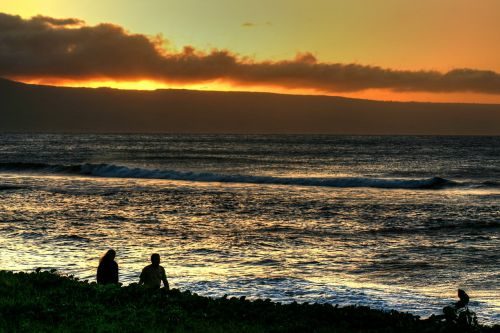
<box><xmin>139</xmin><ymin>253</ymin><xmax>169</xmax><ymax>290</ymax></box>
<box><xmin>441</xmin><ymin>289</ymin><xmax>477</xmax><ymax>327</ymax></box>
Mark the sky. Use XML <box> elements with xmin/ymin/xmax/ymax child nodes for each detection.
<box><xmin>1</xmin><ymin>0</ymin><xmax>500</xmax><ymax>103</ymax></box>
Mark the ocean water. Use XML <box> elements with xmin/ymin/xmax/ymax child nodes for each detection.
<box><xmin>0</xmin><ymin>134</ymin><xmax>498</xmax><ymax>324</ymax></box>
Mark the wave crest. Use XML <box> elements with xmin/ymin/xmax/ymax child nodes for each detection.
<box><xmin>0</xmin><ymin>162</ymin><xmax>492</xmax><ymax>190</ymax></box>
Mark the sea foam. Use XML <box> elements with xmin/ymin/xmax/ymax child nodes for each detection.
<box><xmin>0</xmin><ymin>162</ymin><xmax>489</xmax><ymax>190</ymax></box>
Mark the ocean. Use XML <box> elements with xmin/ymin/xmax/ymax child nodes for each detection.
<box><xmin>0</xmin><ymin>134</ymin><xmax>498</xmax><ymax>324</ymax></box>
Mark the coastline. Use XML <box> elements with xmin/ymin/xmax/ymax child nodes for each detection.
<box><xmin>0</xmin><ymin>270</ymin><xmax>497</xmax><ymax>333</ymax></box>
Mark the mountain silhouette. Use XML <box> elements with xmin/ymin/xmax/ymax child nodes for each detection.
<box><xmin>1</xmin><ymin>78</ymin><xmax>499</xmax><ymax>134</ymax></box>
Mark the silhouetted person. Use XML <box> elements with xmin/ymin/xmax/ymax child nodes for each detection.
<box><xmin>139</xmin><ymin>253</ymin><xmax>169</xmax><ymax>290</ymax></box>
<box><xmin>96</xmin><ymin>249</ymin><xmax>118</xmax><ymax>285</ymax></box>
<box><xmin>432</xmin><ymin>289</ymin><xmax>477</xmax><ymax>327</ymax></box>
<box><xmin>455</xmin><ymin>289</ymin><xmax>469</xmax><ymax>309</ymax></box>
<box><xmin>441</xmin><ymin>289</ymin><xmax>473</xmax><ymax>321</ymax></box>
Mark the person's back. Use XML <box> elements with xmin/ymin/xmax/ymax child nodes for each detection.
<box><xmin>139</xmin><ymin>253</ymin><xmax>169</xmax><ymax>289</ymax></box>
<box><xmin>440</xmin><ymin>289</ymin><xmax>477</xmax><ymax>326</ymax></box>
<box><xmin>97</xmin><ymin>249</ymin><xmax>119</xmax><ymax>285</ymax></box>
<box><xmin>455</xmin><ymin>289</ymin><xmax>469</xmax><ymax>309</ymax></box>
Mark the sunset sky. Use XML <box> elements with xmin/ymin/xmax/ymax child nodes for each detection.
<box><xmin>1</xmin><ymin>0</ymin><xmax>500</xmax><ymax>103</ymax></box>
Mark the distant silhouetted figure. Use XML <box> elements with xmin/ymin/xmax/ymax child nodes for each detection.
<box><xmin>443</xmin><ymin>289</ymin><xmax>469</xmax><ymax>318</ymax></box>
<box><xmin>139</xmin><ymin>253</ymin><xmax>169</xmax><ymax>290</ymax></box>
<box><xmin>437</xmin><ymin>289</ymin><xmax>478</xmax><ymax>327</ymax></box>
<box><xmin>96</xmin><ymin>249</ymin><xmax>118</xmax><ymax>285</ymax></box>
<box><xmin>455</xmin><ymin>289</ymin><xmax>469</xmax><ymax>309</ymax></box>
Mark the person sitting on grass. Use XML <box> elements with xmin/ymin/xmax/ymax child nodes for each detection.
<box><xmin>96</xmin><ymin>249</ymin><xmax>119</xmax><ymax>285</ymax></box>
<box><xmin>139</xmin><ymin>253</ymin><xmax>169</xmax><ymax>290</ymax></box>
<box><xmin>443</xmin><ymin>289</ymin><xmax>469</xmax><ymax>318</ymax></box>
<box><xmin>438</xmin><ymin>289</ymin><xmax>478</xmax><ymax>327</ymax></box>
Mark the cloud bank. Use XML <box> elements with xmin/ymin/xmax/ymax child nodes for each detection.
<box><xmin>1</xmin><ymin>13</ymin><xmax>500</xmax><ymax>94</ymax></box>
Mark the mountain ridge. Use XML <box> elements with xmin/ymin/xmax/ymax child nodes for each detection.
<box><xmin>1</xmin><ymin>78</ymin><xmax>499</xmax><ymax>134</ymax></box>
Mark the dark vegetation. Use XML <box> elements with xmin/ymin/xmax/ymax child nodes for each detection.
<box><xmin>0</xmin><ymin>270</ymin><xmax>498</xmax><ymax>333</ymax></box>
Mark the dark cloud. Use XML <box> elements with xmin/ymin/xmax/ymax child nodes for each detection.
<box><xmin>31</xmin><ymin>15</ymin><xmax>84</xmax><ymax>27</ymax></box>
<box><xmin>1</xmin><ymin>13</ymin><xmax>500</xmax><ymax>94</ymax></box>
<box><xmin>241</xmin><ymin>21</ymin><xmax>272</xmax><ymax>28</ymax></box>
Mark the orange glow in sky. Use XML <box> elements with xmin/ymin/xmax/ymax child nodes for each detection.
<box><xmin>14</xmin><ymin>77</ymin><xmax>500</xmax><ymax>104</ymax></box>
<box><xmin>1</xmin><ymin>1</ymin><xmax>500</xmax><ymax>104</ymax></box>
<box><xmin>1</xmin><ymin>0</ymin><xmax>500</xmax><ymax>104</ymax></box>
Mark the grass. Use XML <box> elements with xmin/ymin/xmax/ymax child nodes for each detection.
<box><xmin>0</xmin><ymin>270</ymin><xmax>497</xmax><ymax>332</ymax></box>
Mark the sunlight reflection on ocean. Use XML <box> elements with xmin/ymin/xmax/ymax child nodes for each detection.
<box><xmin>0</xmin><ymin>135</ymin><xmax>498</xmax><ymax>324</ymax></box>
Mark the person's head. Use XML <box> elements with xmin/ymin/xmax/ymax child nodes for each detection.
<box><xmin>458</xmin><ymin>289</ymin><xmax>469</xmax><ymax>303</ymax></box>
<box><xmin>151</xmin><ymin>253</ymin><xmax>160</xmax><ymax>266</ymax></box>
<box><xmin>100</xmin><ymin>249</ymin><xmax>116</xmax><ymax>263</ymax></box>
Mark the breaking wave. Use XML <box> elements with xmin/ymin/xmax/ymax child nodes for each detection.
<box><xmin>0</xmin><ymin>162</ymin><xmax>495</xmax><ymax>190</ymax></box>
<box><xmin>0</xmin><ymin>184</ymin><xmax>26</xmax><ymax>191</ymax></box>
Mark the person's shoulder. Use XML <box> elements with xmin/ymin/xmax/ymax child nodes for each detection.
<box><xmin>142</xmin><ymin>264</ymin><xmax>152</xmax><ymax>271</ymax></box>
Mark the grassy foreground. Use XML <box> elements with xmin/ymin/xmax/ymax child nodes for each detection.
<box><xmin>0</xmin><ymin>271</ymin><xmax>497</xmax><ymax>333</ymax></box>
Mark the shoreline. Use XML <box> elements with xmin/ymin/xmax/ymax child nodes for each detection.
<box><xmin>1</xmin><ymin>270</ymin><xmax>497</xmax><ymax>333</ymax></box>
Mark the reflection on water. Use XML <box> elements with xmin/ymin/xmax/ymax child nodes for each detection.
<box><xmin>0</xmin><ymin>174</ymin><xmax>498</xmax><ymax>324</ymax></box>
